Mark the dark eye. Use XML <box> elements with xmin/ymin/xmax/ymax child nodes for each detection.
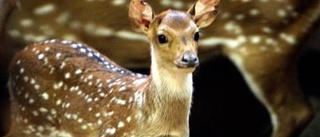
<box><xmin>158</xmin><ymin>34</ymin><xmax>168</xmax><ymax>44</ymax></box>
<box><xmin>194</xmin><ymin>32</ymin><xmax>200</xmax><ymax>41</ymax></box>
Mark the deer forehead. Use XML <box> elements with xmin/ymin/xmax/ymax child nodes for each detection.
<box><xmin>157</xmin><ymin>11</ymin><xmax>197</xmax><ymax>35</ymax></box>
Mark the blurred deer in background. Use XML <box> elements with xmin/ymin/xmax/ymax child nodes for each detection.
<box><xmin>5</xmin><ymin>0</ymin><xmax>219</xmax><ymax>136</ymax></box>
<box><xmin>2</xmin><ymin>0</ymin><xmax>320</xmax><ymax>137</ymax></box>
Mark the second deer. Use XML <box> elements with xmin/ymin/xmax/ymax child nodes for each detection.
<box><xmin>5</xmin><ymin>0</ymin><xmax>219</xmax><ymax>136</ymax></box>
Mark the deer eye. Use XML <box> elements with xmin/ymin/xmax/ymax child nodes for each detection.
<box><xmin>158</xmin><ymin>34</ymin><xmax>168</xmax><ymax>44</ymax></box>
<box><xmin>194</xmin><ymin>32</ymin><xmax>200</xmax><ymax>41</ymax></box>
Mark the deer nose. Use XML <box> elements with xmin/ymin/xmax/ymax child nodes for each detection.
<box><xmin>180</xmin><ymin>51</ymin><xmax>199</xmax><ymax>68</ymax></box>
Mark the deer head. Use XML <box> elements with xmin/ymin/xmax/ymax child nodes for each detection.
<box><xmin>129</xmin><ymin>0</ymin><xmax>219</xmax><ymax>73</ymax></box>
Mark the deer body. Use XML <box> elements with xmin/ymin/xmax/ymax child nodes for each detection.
<box><xmin>5</xmin><ymin>0</ymin><xmax>219</xmax><ymax>137</ymax></box>
<box><xmin>7</xmin><ymin>39</ymin><xmax>190</xmax><ymax>137</ymax></box>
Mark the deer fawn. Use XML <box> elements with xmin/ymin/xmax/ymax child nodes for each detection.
<box><xmin>5</xmin><ymin>0</ymin><xmax>219</xmax><ymax>136</ymax></box>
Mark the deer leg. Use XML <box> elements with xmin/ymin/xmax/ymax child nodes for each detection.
<box><xmin>229</xmin><ymin>53</ymin><xmax>314</xmax><ymax>137</ymax></box>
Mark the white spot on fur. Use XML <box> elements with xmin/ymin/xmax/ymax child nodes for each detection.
<box><xmin>34</xmin><ymin>4</ymin><xmax>55</xmax><ymax>15</ymax></box>
<box><xmin>277</xmin><ymin>9</ymin><xmax>287</xmax><ymax>17</ymax></box>
<box><xmin>65</xmin><ymin>73</ymin><xmax>71</xmax><ymax>79</ymax></box>
<box><xmin>32</xmin><ymin>111</ymin><xmax>39</xmax><ymax>116</ymax></box>
<box><xmin>160</xmin><ymin>0</ymin><xmax>185</xmax><ymax>9</ymax></box>
<box><xmin>24</xmin><ymin>33</ymin><xmax>46</xmax><ymax>42</ymax></box>
<box><xmin>115</xmin><ymin>30</ymin><xmax>147</xmax><ymax>41</ymax></box>
<box><xmin>55</xmin><ymin>53</ymin><xmax>61</xmax><ymax>60</ymax></box>
<box><xmin>78</xmin><ymin>118</ymin><xmax>83</xmax><ymax>123</ymax></box>
<box><xmin>172</xmin><ymin>1</ymin><xmax>184</xmax><ymax>9</ymax></box>
<box><xmin>39</xmin><ymin>107</ymin><xmax>48</xmax><ymax>113</ymax></box>
<box><xmin>20</xmin><ymin>68</ymin><xmax>25</xmax><ymax>74</ymax></box>
<box><xmin>87</xmin><ymin>75</ymin><xmax>93</xmax><ymax>79</ymax></box>
<box><xmin>235</xmin><ymin>14</ymin><xmax>245</xmax><ymax>20</ymax></box>
<box><xmin>30</xmin><ymin>78</ymin><xmax>36</xmax><ymax>84</ymax></box>
<box><xmin>119</xmin><ymin>86</ymin><xmax>126</xmax><ymax>92</ymax></box>
<box><xmin>95</xmin><ymin>113</ymin><xmax>101</xmax><ymax>117</ymax></box>
<box><xmin>279</xmin><ymin>33</ymin><xmax>296</xmax><ymax>44</ymax></box>
<box><xmin>103</xmin><ymin>111</ymin><xmax>114</xmax><ymax>117</ymax></box>
<box><xmin>94</xmin><ymin>26</ymin><xmax>113</xmax><ymax>36</ymax></box>
<box><xmin>262</xmin><ymin>27</ymin><xmax>273</xmax><ymax>34</ymax></box>
<box><xmin>249</xmin><ymin>9</ymin><xmax>259</xmax><ymax>16</ymax></box>
<box><xmin>115</xmin><ymin>99</ymin><xmax>126</xmax><ymax>105</ymax></box>
<box><xmin>81</xmin><ymin>125</ymin><xmax>87</xmax><ymax>130</ymax></box>
<box><xmin>250</xmin><ymin>36</ymin><xmax>261</xmax><ymax>44</ymax></box>
<box><xmin>8</xmin><ymin>29</ymin><xmax>21</xmax><ymax>37</ymax></box>
<box><xmin>38</xmin><ymin>54</ymin><xmax>44</xmax><ymax>60</ymax></box>
<box><xmin>29</xmin><ymin>98</ymin><xmax>35</xmax><ymax>104</ymax></box>
<box><xmin>87</xmin><ymin>98</ymin><xmax>93</xmax><ymax>103</ymax></box>
<box><xmin>126</xmin><ymin>116</ymin><xmax>132</xmax><ymax>122</ymax></box>
<box><xmin>56</xmin><ymin>99</ymin><xmax>62</xmax><ymax>105</ymax></box>
<box><xmin>41</xmin><ymin>93</ymin><xmax>49</xmax><ymax>100</ymax></box>
<box><xmin>133</xmin><ymin>79</ymin><xmax>147</xmax><ymax>85</ymax></box>
<box><xmin>105</xmin><ymin>127</ymin><xmax>116</xmax><ymax>135</ymax></box>
<box><xmin>53</xmin><ymin>81</ymin><xmax>64</xmax><ymax>90</ymax></box>
<box><xmin>97</xmin><ymin>119</ymin><xmax>102</xmax><ymax>125</ymax></box>
<box><xmin>111</xmin><ymin>0</ymin><xmax>126</xmax><ymax>6</ymax></box>
<box><xmin>199</xmin><ymin>36</ymin><xmax>247</xmax><ymax>49</ymax></box>
<box><xmin>23</xmin><ymin>76</ymin><xmax>29</xmax><ymax>82</ymax></box>
<box><xmin>118</xmin><ymin>121</ymin><xmax>125</xmax><ymax>128</ymax></box>
<box><xmin>224</xmin><ymin>21</ymin><xmax>243</xmax><ymax>34</ymax></box>
<box><xmin>48</xmin><ymin>130</ymin><xmax>73</xmax><ymax>137</ymax></box>
<box><xmin>20</xmin><ymin>19</ymin><xmax>33</xmax><ymax>27</ymax></box>
<box><xmin>34</xmin><ymin>84</ymin><xmax>40</xmax><ymax>90</ymax></box>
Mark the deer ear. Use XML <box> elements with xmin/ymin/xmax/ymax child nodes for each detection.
<box><xmin>129</xmin><ymin>0</ymin><xmax>155</xmax><ymax>33</ymax></box>
<box><xmin>187</xmin><ymin>0</ymin><xmax>219</xmax><ymax>28</ymax></box>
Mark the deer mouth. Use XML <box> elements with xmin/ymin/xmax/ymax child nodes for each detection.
<box><xmin>176</xmin><ymin>63</ymin><xmax>199</xmax><ymax>69</ymax></box>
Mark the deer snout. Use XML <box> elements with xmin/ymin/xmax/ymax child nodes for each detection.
<box><xmin>178</xmin><ymin>51</ymin><xmax>199</xmax><ymax>68</ymax></box>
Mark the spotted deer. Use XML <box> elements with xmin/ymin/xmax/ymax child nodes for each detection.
<box><xmin>5</xmin><ymin>0</ymin><xmax>219</xmax><ymax>136</ymax></box>
<box><xmin>2</xmin><ymin>0</ymin><xmax>320</xmax><ymax>137</ymax></box>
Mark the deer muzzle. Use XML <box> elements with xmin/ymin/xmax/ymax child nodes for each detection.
<box><xmin>177</xmin><ymin>51</ymin><xmax>199</xmax><ymax>68</ymax></box>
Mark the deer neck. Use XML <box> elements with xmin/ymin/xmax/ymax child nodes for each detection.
<box><xmin>149</xmin><ymin>45</ymin><xmax>193</xmax><ymax>99</ymax></box>
<box><xmin>140</xmin><ymin>46</ymin><xmax>193</xmax><ymax>132</ymax></box>
<box><xmin>150</xmin><ymin>64</ymin><xmax>193</xmax><ymax>99</ymax></box>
